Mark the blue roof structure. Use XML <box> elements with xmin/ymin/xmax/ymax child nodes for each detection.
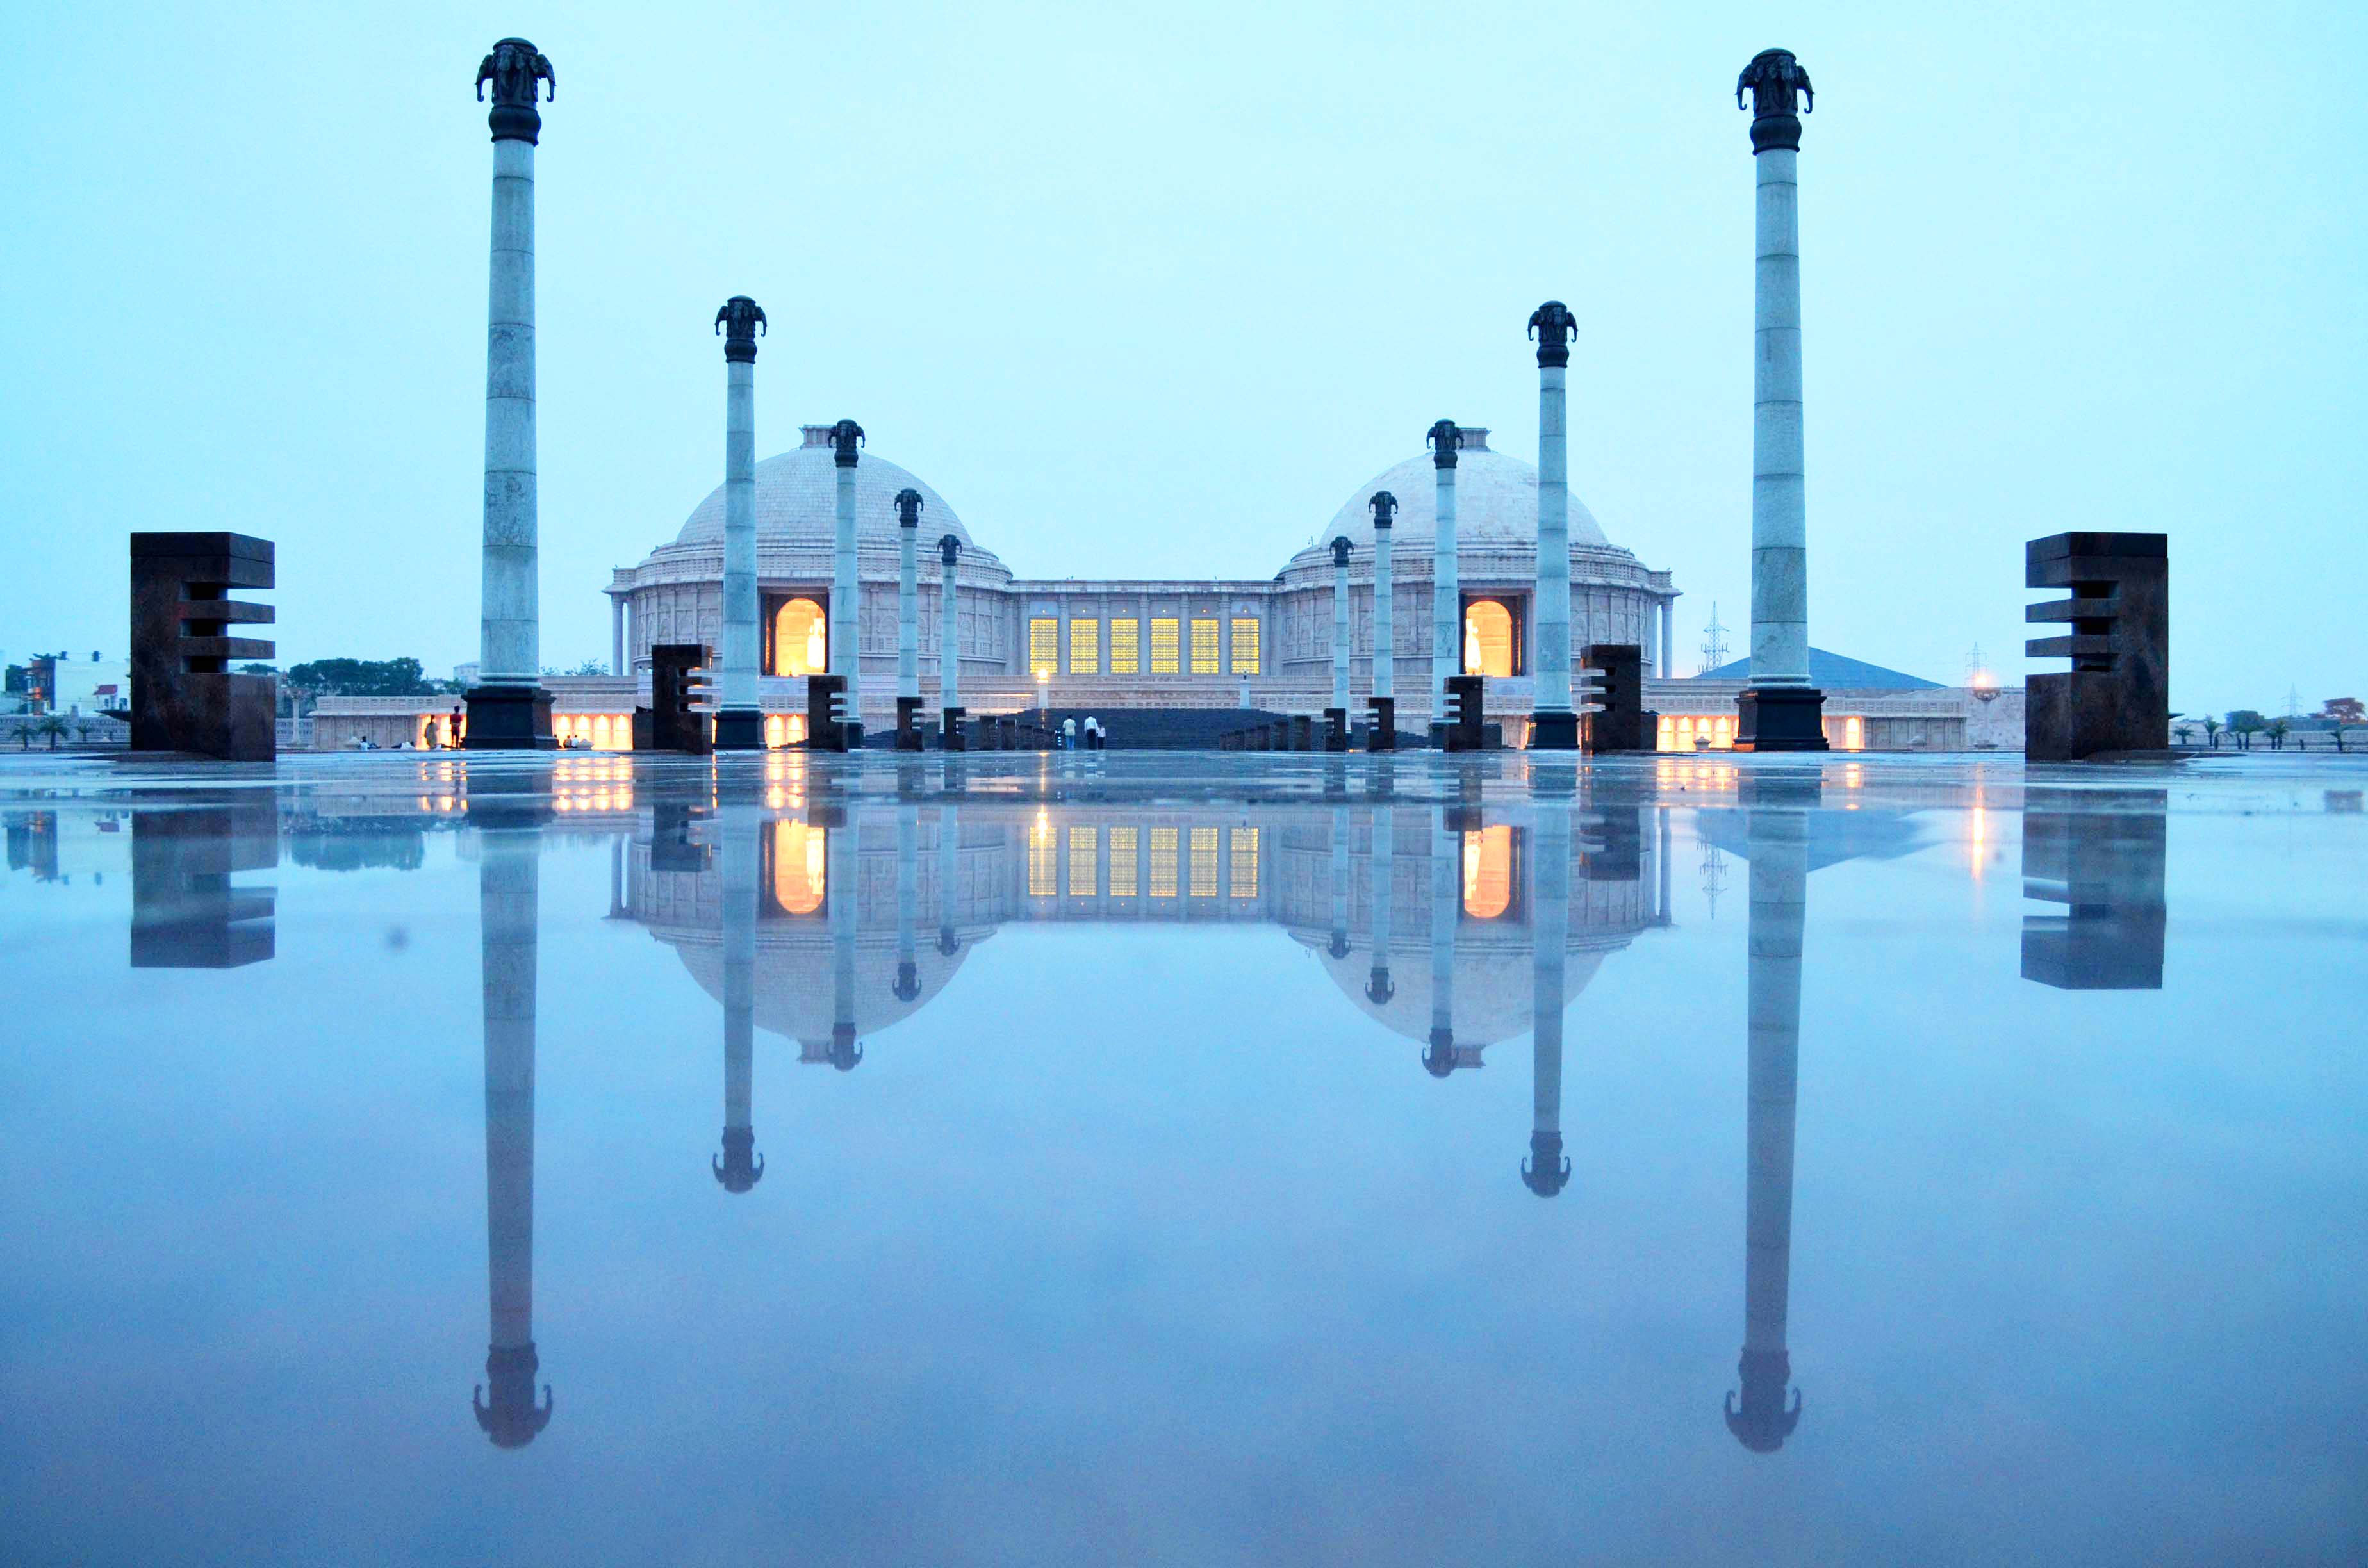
<box><xmin>1691</xmin><ymin>647</ymin><xmax>1943</xmax><ymax>690</ymax></box>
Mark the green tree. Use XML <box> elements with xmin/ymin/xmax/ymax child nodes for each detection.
<box><xmin>2202</xmin><ymin>716</ymin><xmax>2221</xmax><ymax>749</ymax></box>
<box><xmin>284</xmin><ymin>658</ymin><xmax>436</xmax><ymax>697</ymax></box>
<box><xmin>2266</xmin><ymin>717</ymin><xmax>2290</xmax><ymax>750</ymax></box>
<box><xmin>2228</xmin><ymin>710</ymin><xmax>2266</xmax><ymax>750</ymax></box>
<box><xmin>2174</xmin><ymin>723</ymin><xmax>2196</xmax><ymax>747</ymax></box>
<box><xmin>2323</xmin><ymin>696</ymin><xmax>2365</xmax><ymax>727</ymax></box>
<box><xmin>35</xmin><ymin>716</ymin><xmax>68</xmax><ymax>750</ymax></box>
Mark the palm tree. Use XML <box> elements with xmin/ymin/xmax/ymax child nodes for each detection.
<box><xmin>2267</xmin><ymin>717</ymin><xmax>2290</xmax><ymax>751</ymax></box>
<box><xmin>36</xmin><ymin>716</ymin><xmax>69</xmax><ymax>750</ymax></box>
<box><xmin>2203</xmin><ymin>716</ymin><xmax>2221</xmax><ymax>749</ymax></box>
<box><xmin>2174</xmin><ymin>723</ymin><xmax>2196</xmax><ymax>747</ymax></box>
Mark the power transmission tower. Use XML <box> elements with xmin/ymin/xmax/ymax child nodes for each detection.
<box><xmin>1699</xmin><ymin>603</ymin><xmax>1731</xmax><ymax>676</ymax></box>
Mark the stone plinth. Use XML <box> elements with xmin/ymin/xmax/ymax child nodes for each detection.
<box><xmin>643</xmin><ymin>644</ymin><xmax>711</xmax><ymax>754</ymax></box>
<box><xmin>2025</xmin><ymin>533</ymin><xmax>2168</xmax><ymax>762</ymax></box>
<box><xmin>1581</xmin><ymin>643</ymin><xmax>1649</xmax><ymax>752</ymax></box>
<box><xmin>129</xmin><ymin>532</ymin><xmax>277</xmax><ymax>761</ymax></box>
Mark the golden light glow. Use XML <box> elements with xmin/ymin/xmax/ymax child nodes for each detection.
<box><xmin>772</xmin><ymin>598</ymin><xmax>828</xmax><ymax>677</ymax></box>
<box><xmin>1188</xmin><ymin>826</ymin><xmax>1219</xmax><ymax>895</ymax></box>
<box><xmin>1461</xmin><ymin>825</ymin><xmax>1513</xmax><ymax>918</ymax></box>
<box><xmin>1842</xmin><ymin>715</ymin><xmax>1865</xmax><ymax>752</ymax></box>
<box><xmin>1463</xmin><ymin>600</ymin><xmax>1516</xmax><ymax>678</ymax></box>
<box><xmin>1150</xmin><ymin>619</ymin><xmax>1181</xmax><ymax>675</ymax></box>
<box><xmin>1108</xmin><ymin>827</ymin><xmax>1139</xmax><ymax>896</ymax></box>
<box><xmin>1028</xmin><ymin>817</ymin><xmax>1057</xmax><ymax>896</ymax></box>
<box><xmin>1230</xmin><ymin>619</ymin><xmax>1260</xmax><ymax>675</ymax></box>
<box><xmin>1190</xmin><ymin>619</ymin><xmax>1220</xmax><ymax>676</ymax></box>
<box><xmin>1069</xmin><ymin>620</ymin><xmax>1099</xmax><ymax>675</ymax></box>
<box><xmin>1029</xmin><ymin>619</ymin><xmax>1058</xmax><ymax>676</ymax></box>
<box><xmin>1149</xmin><ymin>827</ymin><xmax>1180</xmax><ymax>897</ymax></box>
<box><xmin>1067</xmin><ymin>825</ymin><xmax>1098</xmax><ymax>894</ymax></box>
<box><xmin>771</xmin><ymin>819</ymin><xmax>825</xmax><ymax>913</ymax></box>
<box><xmin>1110</xmin><ymin>619</ymin><xmax>1140</xmax><ymax>675</ymax></box>
<box><xmin>1229</xmin><ymin>827</ymin><xmax>1258</xmax><ymax>897</ymax></box>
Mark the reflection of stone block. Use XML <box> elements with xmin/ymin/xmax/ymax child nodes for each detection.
<box><xmin>2020</xmin><ymin>788</ymin><xmax>2166</xmax><ymax>990</ymax></box>
<box><xmin>2025</xmin><ymin>533</ymin><xmax>2167</xmax><ymax>761</ymax></box>
<box><xmin>131</xmin><ymin>800</ymin><xmax>276</xmax><ymax>967</ymax></box>
<box><xmin>129</xmin><ymin>533</ymin><xmax>276</xmax><ymax>761</ymax></box>
<box><xmin>1580</xmin><ymin>644</ymin><xmax>1647</xmax><ymax>753</ymax></box>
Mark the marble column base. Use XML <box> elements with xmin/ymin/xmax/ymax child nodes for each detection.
<box><xmin>463</xmin><ymin>685</ymin><xmax>556</xmax><ymax>749</ymax></box>
<box><xmin>1734</xmin><ymin>686</ymin><xmax>1830</xmax><ymax>752</ymax></box>
<box><xmin>1529</xmin><ymin>710</ymin><xmax>1581</xmax><ymax>751</ymax></box>
<box><xmin>712</xmin><ymin>709</ymin><xmax>766</xmax><ymax>751</ymax></box>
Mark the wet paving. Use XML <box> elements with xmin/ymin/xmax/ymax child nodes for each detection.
<box><xmin>3</xmin><ymin>749</ymin><xmax>2363</xmax><ymax>1565</ymax></box>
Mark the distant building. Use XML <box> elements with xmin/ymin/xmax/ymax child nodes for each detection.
<box><xmin>46</xmin><ymin>651</ymin><xmax>129</xmax><ymax>717</ymax></box>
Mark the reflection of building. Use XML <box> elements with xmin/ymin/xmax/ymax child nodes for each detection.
<box><xmin>2019</xmin><ymin>788</ymin><xmax>2167</xmax><ymax>990</ymax></box>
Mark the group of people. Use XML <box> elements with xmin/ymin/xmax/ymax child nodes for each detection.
<box><xmin>1058</xmin><ymin>716</ymin><xmax>1107</xmax><ymax>751</ymax></box>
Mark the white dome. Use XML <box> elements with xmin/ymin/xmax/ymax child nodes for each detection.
<box><xmin>673</xmin><ymin>425</ymin><xmax>976</xmax><ymax>552</ymax></box>
<box><xmin>1301</xmin><ymin>429</ymin><xmax>1611</xmax><ymax>560</ymax></box>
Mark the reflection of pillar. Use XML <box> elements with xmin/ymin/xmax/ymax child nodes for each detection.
<box><xmin>828</xmin><ymin>814</ymin><xmax>860</xmax><ymax>1069</ymax></box>
<box><xmin>474</xmin><ymin>824</ymin><xmax>552</xmax><ymax>1445</ymax></box>
<box><xmin>1327</xmin><ymin>800</ymin><xmax>1351</xmax><ymax>960</ymax></box>
<box><xmin>894</xmin><ymin>795</ymin><xmax>921</xmax><ymax>1000</ymax></box>
<box><xmin>1528</xmin><ymin>302</ymin><xmax>1579</xmax><ymax>749</ymax></box>
<box><xmin>1524</xmin><ymin>778</ymin><xmax>1572</xmax><ymax>1195</ymax></box>
<box><xmin>828</xmin><ymin>419</ymin><xmax>866</xmax><ymax>747</ymax></box>
<box><xmin>1425</xmin><ymin>803</ymin><xmax>1458</xmax><ymax>1077</ymax></box>
<box><xmin>1429</xmin><ymin>419</ymin><xmax>1462</xmax><ymax>744</ymax></box>
<box><xmin>465</xmin><ymin>38</ymin><xmax>558</xmax><ymax>749</ymax></box>
<box><xmin>714</xmin><ymin>295</ymin><xmax>767</xmax><ymax>750</ymax></box>
<box><xmin>1365</xmin><ymin>801</ymin><xmax>1395</xmax><ymax>1003</ymax></box>
<box><xmin>936</xmin><ymin>801</ymin><xmax>962</xmax><ymax>954</ymax></box>
<box><xmin>714</xmin><ymin>796</ymin><xmax>762</xmax><ymax>1192</ymax></box>
<box><xmin>1729</xmin><ymin>780</ymin><xmax>1809</xmax><ymax>1451</ymax></box>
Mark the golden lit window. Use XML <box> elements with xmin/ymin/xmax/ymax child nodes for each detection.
<box><xmin>1067</xmin><ymin>825</ymin><xmax>1098</xmax><ymax>895</ymax></box>
<box><xmin>1108</xmin><ymin>827</ymin><xmax>1138</xmax><ymax>896</ymax></box>
<box><xmin>771</xmin><ymin>820</ymin><xmax>825</xmax><ymax>914</ymax></box>
<box><xmin>1069</xmin><ymin>619</ymin><xmax>1099</xmax><ymax>675</ymax></box>
<box><xmin>1151</xmin><ymin>619</ymin><xmax>1180</xmax><ymax>674</ymax></box>
<box><xmin>1028</xmin><ymin>817</ymin><xmax>1056</xmax><ymax>896</ymax></box>
<box><xmin>1463</xmin><ymin>600</ymin><xmax>1516</xmax><ymax>677</ymax></box>
<box><xmin>773</xmin><ymin>598</ymin><xmax>827</xmax><ymax>676</ymax></box>
<box><xmin>1229</xmin><ymin>827</ymin><xmax>1258</xmax><ymax>897</ymax></box>
<box><xmin>1190</xmin><ymin>619</ymin><xmax>1220</xmax><ymax>675</ymax></box>
<box><xmin>1189</xmin><ymin>826</ymin><xmax>1219</xmax><ymax>896</ymax></box>
<box><xmin>1229</xmin><ymin>618</ymin><xmax>1260</xmax><ymax>674</ymax></box>
<box><xmin>1030</xmin><ymin>619</ymin><xmax>1058</xmax><ymax>676</ymax></box>
<box><xmin>1149</xmin><ymin>827</ymin><xmax>1179</xmax><ymax>897</ymax></box>
<box><xmin>1110</xmin><ymin>619</ymin><xmax>1140</xmax><ymax>674</ymax></box>
<box><xmin>1461</xmin><ymin>825</ymin><xmax>1513</xmax><ymax>918</ymax></box>
<box><xmin>1843</xmin><ymin>716</ymin><xmax>1864</xmax><ymax>751</ymax></box>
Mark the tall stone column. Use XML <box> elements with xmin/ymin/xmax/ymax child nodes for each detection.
<box><xmin>1734</xmin><ymin>50</ymin><xmax>1828</xmax><ymax>751</ymax></box>
<box><xmin>1368</xmin><ymin>493</ymin><xmax>1398</xmax><ymax>751</ymax></box>
<box><xmin>473</xmin><ymin>815</ymin><xmax>552</xmax><ymax>1444</ymax></box>
<box><xmin>714</xmin><ymin>296</ymin><xmax>768</xmax><ymax>750</ymax></box>
<box><xmin>828</xmin><ymin>419</ymin><xmax>866</xmax><ymax>749</ymax></box>
<box><xmin>1527</xmin><ymin>302</ymin><xmax>1579</xmax><ymax>749</ymax></box>
<box><xmin>938</xmin><ymin>535</ymin><xmax>965</xmax><ymax>747</ymax></box>
<box><xmin>1424</xmin><ymin>803</ymin><xmax>1458</xmax><ymax>1077</ymax></box>
<box><xmin>828</xmin><ymin>813</ymin><xmax>860</xmax><ymax>1069</ymax></box>
<box><xmin>894</xmin><ymin>490</ymin><xmax>925</xmax><ymax>749</ymax></box>
<box><xmin>1326</xmin><ymin>537</ymin><xmax>1353</xmax><ymax>749</ymax></box>
<box><xmin>1728</xmin><ymin>776</ymin><xmax>1812</xmax><ymax>1450</ymax></box>
<box><xmin>1658</xmin><ymin>600</ymin><xmax>1673</xmax><ymax>682</ymax></box>
<box><xmin>466</xmin><ymin>39</ymin><xmax>558</xmax><ymax>749</ymax></box>
<box><xmin>1524</xmin><ymin>771</ymin><xmax>1574</xmax><ymax>1195</ymax></box>
<box><xmin>1428</xmin><ymin>419</ymin><xmax>1463</xmax><ymax>747</ymax></box>
<box><xmin>609</xmin><ymin>593</ymin><xmax>626</xmax><ymax>676</ymax></box>
<box><xmin>1365</xmin><ymin>799</ymin><xmax>1395</xmax><ymax>1004</ymax></box>
<box><xmin>714</xmin><ymin>793</ymin><xmax>763</xmax><ymax>1191</ymax></box>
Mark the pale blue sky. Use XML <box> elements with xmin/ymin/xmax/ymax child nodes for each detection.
<box><xmin>3</xmin><ymin>1</ymin><xmax>2361</xmax><ymax>714</ymax></box>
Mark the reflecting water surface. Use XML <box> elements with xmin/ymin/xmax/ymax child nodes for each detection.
<box><xmin>2</xmin><ymin>751</ymin><xmax>2364</xmax><ymax>1565</ymax></box>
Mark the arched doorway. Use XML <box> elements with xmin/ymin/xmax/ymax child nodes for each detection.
<box><xmin>770</xmin><ymin>597</ymin><xmax>828</xmax><ymax>677</ymax></box>
<box><xmin>1463</xmin><ymin>599</ymin><xmax>1517</xmax><ymax>678</ymax></box>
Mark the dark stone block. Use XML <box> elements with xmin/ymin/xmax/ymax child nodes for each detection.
<box><xmin>941</xmin><ymin>705</ymin><xmax>966</xmax><ymax>751</ymax></box>
<box><xmin>712</xmin><ymin>709</ymin><xmax>765</xmax><ymax>751</ymax></box>
<box><xmin>1443</xmin><ymin>675</ymin><xmax>1485</xmax><ymax>753</ymax></box>
<box><xmin>1529</xmin><ymin>709</ymin><xmax>1581</xmax><ymax>751</ymax></box>
<box><xmin>129</xmin><ymin>532</ymin><xmax>277</xmax><ymax>760</ymax></box>
<box><xmin>1579</xmin><ymin>644</ymin><xmax>1649</xmax><ymax>753</ymax></box>
<box><xmin>1366</xmin><ymin>697</ymin><xmax>1396</xmax><ymax>751</ymax></box>
<box><xmin>1323</xmin><ymin>706</ymin><xmax>1349</xmax><ymax>751</ymax></box>
<box><xmin>641</xmin><ymin>645</ymin><xmax>710</xmax><ymax>754</ymax></box>
<box><xmin>463</xmin><ymin>683</ymin><xmax>557</xmax><ymax>751</ymax></box>
<box><xmin>1734</xmin><ymin>687</ymin><xmax>1829</xmax><ymax>752</ymax></box>
<box><xmin>2025</xmin><ymin>532</ymin><xmax>2168</xmax><ymax>761</ymax></box>
<box><xmin>896</xmin><ymin>696</ymin><xmax>925</xmax><ymax>751</ymax></box>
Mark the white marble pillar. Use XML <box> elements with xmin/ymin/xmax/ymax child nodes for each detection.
<box><xmin>1366</xmin><ymin>799</ymin><xmax>1395</xmax><ymax>1004</ymax></box>
<box><xmin>715</xmin><ymin>297</ymin><xmax>766</xmax><ymax>749</ymax></box>
<box><xmin>828</xmin><ymin>420</ymin><xmax>865</xmax><ymax>746</ymax></box>
<box><xmin>1528</xmin><ymin>303</ymin><xmax>1578</xmax><ymax>747</ymax></box>
<box><xmin>467</xmin><ymin>38</ymin><xmax>557</xmax><ymax>749</ymax></box>
<box><xmin>609</xmin><ymin>594</ymin><xmax>626</xmax><ymax>677</ymax></box>
<box><xmin>716</xmin><ymin>795</ymin><xmax>762</xmax><ymax>1189</ymax></box>
<box><xmin>1429</xmin><ymin>420</ymin><xmax>1462</xmax><ymax>738</ymax></box>
<box><xmin>1327</xmin><ymin>799</ymin><xmax>1351</xmax><ymax>960</ymax></box>
<box><xmin>474</xmin><ymin>815</ymin><xmax>551</xmax><ymax>1444</ymax></box>
<box><xmin>1370</xmin><ymin>494</ymin><xmax>1396</xmax><ymax>705</ymax></box>
<box><xmin>1524</xmin><ymin>772</ymin><xmax>1574</xmax><ymax>1195</ymax></box>
<box><xmin>1426</xmin><ymin>803</ymin><xmax>1457</xmax><ymax>1077</ymax></box>
<box><xmin>1729</xmin><ymin>779</ymin><xmax>1810</xmax><ymax>1450</ymax></box>
<box><xmin>938</xmin><ymin>535</ymin><xmax>963</xmax><ymax>727</ymax></box>
<box><xmin>1736</xmin><ymin>50</ymin><xmax>1825</xmax><ymax>749</ymax></box>
<box><xmin>1329</xmin><ymin>537</ymin><xmax>1353</xmax><ymax>732</ymax></box>
<box><xmin>1659</xmin><ymin>600</ymin><xmax>1674</xmax><ymax>682</ymax></box>
<box><xmin>895</xmin><ymin>490</ymin><xmax>923</xmax><ymax>747</ymax></box>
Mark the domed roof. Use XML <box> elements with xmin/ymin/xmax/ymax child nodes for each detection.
<box><xmin>1300</xmin><ymin>428</ymin><xmax>1611</xmax><ymax>560</ymax></box>
<box><xmin>672</xmin><ymin>425</ymin><xmax>976</xmax><ymax>551</ymax></box>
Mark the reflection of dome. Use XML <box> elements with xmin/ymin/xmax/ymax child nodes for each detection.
<box><xmin>1300</xmin><ymin>930</ymin><xmax>1615</xmax><ymax>1050</ymax></box>
<box><xmin>1294</xmin><ymin>429</ymin><xmax>1611</xmax><ymax>560</ymax></box>
<box><xmin>671</xmin><ymin>426</ymin><xmax>982</xmax><ymax>554</ymax></box>
<box><xmin>662</xmin><ymin>927</ymin><xmax>993</xmax><ymax>1053</ymax></box>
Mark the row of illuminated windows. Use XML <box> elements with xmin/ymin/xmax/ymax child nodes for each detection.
<box><xmin>1657</xmin><ymin>713</ymin><xmax>1865</xmax><ymax>752</ymax></box>
<box><xmin>1028</xmin><ymin>824</ymin><xmax>1261</xmax><ymax>899</ymax></box>
<box><xmin>1028</xmin><ymin>618</ymin><xmax>1261</xmax><ymax>676</ymax></box>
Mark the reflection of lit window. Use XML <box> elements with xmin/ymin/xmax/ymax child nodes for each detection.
<box><xmin>1462</xmin><ymin>825</ymin><xmax>1513</xmax><ymax>917</ymax></box>
<box><xmin>1069</xmin><ymin>620</ymin><xmax>1099</xmax><ymax>675</ymax></box>
<box><xmin>1028</xmin><ymin>817</ymin><xmax>1056</xmax><ymax>895</ymax></box>
<box><xmin>1108</xmin><ymin>827</ymin><xmax>1138</xmax><ymax>896</ymax></box>
<box><xmin>1229</xmin><ymin>619</ymin><xmax>1260</xmax><ymax>674</ymax></box>
<box><xmin>1029</xmin><ymin>619</ymin><xmax>1058</xmax><ymax>676</ymax></box>
<box><xmin>1189</xmin><ymin>826</ymin><xmax>1219</xmax><ymax>895</ymax></box>
<box><xmin>1067</xmin><ymin>825</ymin><xmax>1097</xmax><ymax>895</ymax></box>
<box><xmin>1149</xmin><ymin>828</ymin><xmax>1179</xmax><ymax>897</ymax></box>
<box><xmin>1190</xmin><ymin>619</ymin><xmax>1220</xmax><ymax>675</ymax></box>
<box><xmin>773</xmin><ymin>598</ymin><xmax>828</xmax><ymax>676</ymax></box>
<box><xmin>1110</xmin><ymin>619</ymin><xmax>1139</xmax><ymax>675</ymax></box>
<box><xmin>1150</xmin><ymin>619</ymin><xmax>1180</xmax><ymax>675</ymax></box>
<box><xmin>1463</xmin><ymin>600</ymin><xmax>1516</xmax><ymax>677</ymax></box>
<box><xmin>771</xmin><ymin>820</ymin><xmax>825</xmax><ymax>913</ymax></box>
<box><xmin>1229</xmin><ymin>827</ymin><xmax>1258</xmax><ymax>897</ymax></box>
